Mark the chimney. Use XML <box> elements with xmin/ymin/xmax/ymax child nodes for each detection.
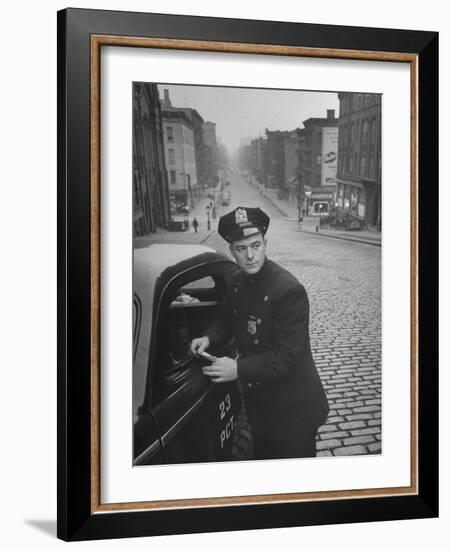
<box><xmin>327</xmin><ymin>109</ymin><xmax>335</xmax><ymax>120</ymax></box>
<box><xmin>163</xmin><ymin>89</ymin><xmax>172</xmax><ymax>109</ymax></box>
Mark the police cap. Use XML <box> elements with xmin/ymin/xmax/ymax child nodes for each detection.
<box><xmin>217</xmin><ymin>206</ymin><xmax>270</xmax><ymax>243</ymax></box>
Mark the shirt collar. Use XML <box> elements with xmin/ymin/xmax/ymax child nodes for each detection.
<box><xmin>243</xmin><ymin>257</ymin><xmax>270</xmax><ymax>285</ymax></box>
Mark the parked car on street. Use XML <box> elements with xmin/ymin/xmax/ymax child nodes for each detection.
<box><xmin>133</xmin><ymin>243</ymin><xmax>252</xmax><ymax>466</ymax></box>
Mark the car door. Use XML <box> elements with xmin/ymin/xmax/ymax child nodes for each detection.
<box><xmin>147</xmin><ymin>260</ymin><xmax>243</xmax><ymax>465</ymax></box>
<box><xmin>133</xmin><ymin>295</ymin><xmax>165</xmax><ymax>466</ymax></box>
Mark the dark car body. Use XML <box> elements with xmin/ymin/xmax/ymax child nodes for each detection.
<box><xmin>133</xmin><ymin>243</ymin><xmax>250</xmax><ymax>466</ymax></box>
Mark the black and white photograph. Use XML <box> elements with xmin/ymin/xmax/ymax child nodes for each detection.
<box><xmin>132</xmin><ymin>83</ymin><xmax>382</xmax><ymax>466</ymax></box>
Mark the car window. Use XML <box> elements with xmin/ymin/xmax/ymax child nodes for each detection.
<box><xmin>180</xmin><ymin>276</ymin><xmax>215</xmax><ymax>291</ymax></box>
<box><xmin>150</xmin><ymin>273</ymin><xmax>222</xmax><ymax>406</ymax></box>
<box><xmin>167</xmin><ymin>276</ymin><xmax>218</xmax><ymax>365</ymax></box>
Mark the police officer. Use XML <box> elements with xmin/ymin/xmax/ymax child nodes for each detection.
<box><xmin>190</xmin><ymin>206</ymin><xmax>329</xmax><ymax>460</ymax></box>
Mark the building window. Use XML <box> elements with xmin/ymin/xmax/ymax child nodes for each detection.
<box><xmin>168</xmin><ymin>149</ymin><xmax>175</xmax><ymax>164</ymax></box>
<box><xmin>360</xmin><ymin>155</ymin><xmax>367</xmax><ymax>177</ymax></box>
<box><xmin>170</xmin><ymin>170</ymin><xmax>177</xmax><ymax>185</ymax></box>
<box><xmin>361</xmin><ymin>120</ymin><xmax>369</xmax><ymax>145</ymax></box>
<box><xmin>371</xmin><ymin>117</ymin><xmax>377</xmax><ymax>148</ymax></box>
<box><xmin>167</xmin><ymin>126</ymin><xmax>173</xmax><ymax>142</ymax></box>
<box><xmin>369</xmin><ymin>155</ymin><xmax>375</xmax><ymax>178</ymax></box>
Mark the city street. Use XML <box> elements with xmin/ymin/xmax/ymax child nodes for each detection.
<box><xmin>205</xmin><ymin>171</ymin><xmax>382</xmax><ymax>457</ymax></box>
<box><xmin>137</xmin><ymin>169</ymin><xmax>382</xmax><ymax>457</ymax></box>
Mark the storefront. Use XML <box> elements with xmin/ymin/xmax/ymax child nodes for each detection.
<box><xmin>308</xmin><ymin>191</ymin><xmax>334</xmax><ymax>216</ymax></box>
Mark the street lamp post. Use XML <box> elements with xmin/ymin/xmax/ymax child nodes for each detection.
<box><xmin>206</xmin><ymin>205</ymin><xmax>211</xmax><ymax>231</ymax></box>
<box><xmin>318</xmin><ymin>203</ymin><xmax>323</xmax><ymax>232</ymax></box>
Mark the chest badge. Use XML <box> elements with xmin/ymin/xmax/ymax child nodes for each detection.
<box><xmin>247</xmin><ymin>315</ymin><xmax>257</xmax><ymax>335</ymax></box>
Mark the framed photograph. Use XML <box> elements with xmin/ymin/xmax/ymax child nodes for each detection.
<box><xmin>57</xmin><ymin>8</ymin><xmax>438</xmax><ymax>541</ymax></box>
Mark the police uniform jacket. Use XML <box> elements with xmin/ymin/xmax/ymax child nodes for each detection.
<box><xmin>206</xmin><ymin>257</ymin><xmax>329</xmax><ymax>442</ymax></box>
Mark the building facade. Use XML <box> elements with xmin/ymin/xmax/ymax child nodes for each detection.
<box><xmin>132</xmin><ymin>82</ymin><xmax>171</xmax><ymax>236</ymax></box>
<box><xmin>202</xmin><ymin>121</ymin><xmax>219</xmax><ymax>187</ymax></box>
<box><xmin>336</xmin><ymin>92</ymin><xmax>382</xmax><ymax>229</ymax></box>
<box><xmin>161</xmin><ymin>89</ymin><xmax>207</xmax><ymax>192</ymax></box>
<box><xmin>161</xmin><ymin>110</ymin><xmax>198</xmax><ymax>211</ymax></box>
<box><xmin>298</xmin><ymin>109</ymin><xmax>339</xmax><ymax>216</ymax></box>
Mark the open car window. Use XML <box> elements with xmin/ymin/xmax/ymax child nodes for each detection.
<box><xmin>151</xmin><ymin>273</ymin><xmax>223</xmax><ymax>406</ymax></box>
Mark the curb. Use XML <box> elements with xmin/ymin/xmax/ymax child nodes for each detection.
<box><xmin>298</xmin><ymin>228</ymin><xmax>381</xmax><ymax>247</ymax></box>
<box><xmin>260</xmin><ymin>186</ymin><xmax>381</xmax><ymax>247</ymax></box>
<box><xmin>200</xmin><ymin>231</ymin><xmax>216</xmax><ymax>244</ymax></box>
<box><xmin>249</xmin><ymin>183</ymin><xmax>291</xmax><ymax>218</ymax></box>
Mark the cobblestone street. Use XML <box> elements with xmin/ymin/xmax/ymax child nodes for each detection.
<box><xmin>138</xmin><ymin>170</ymin><xmax>382</xmax><ymax>457</ymax></box>
<box><xmin>205</xmin><ymin>173</ymin><xmax>382</xmax><ymax>457</ymax></box>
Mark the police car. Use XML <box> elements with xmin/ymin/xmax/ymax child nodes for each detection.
<box><xmin>133</xmin><ymin>243</ymin><xmax>252</xmax><ymax>466</ymax></box>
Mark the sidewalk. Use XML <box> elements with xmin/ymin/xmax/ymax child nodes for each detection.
<box><xmin>134</xmin><ymin>193</ymin><xmax>217</xmax><ymax>249</ymax></box>
<box><xmin>252</xmin><ymin>180</ymin><xmax>381</xmax><ymax>247</ymax></box>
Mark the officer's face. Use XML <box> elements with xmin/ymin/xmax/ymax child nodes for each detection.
<box><xmin>230</xmin><ymin>232</ymin><xmax>267</xmax><ymax>275</ymax></box>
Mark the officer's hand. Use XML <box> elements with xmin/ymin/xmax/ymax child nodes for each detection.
<box><xmin>202</xmin><ymin>357</ymin><xmax>237</xmax><ymax>383</ymax></box>
<box><xmin>190</xmin><ymin>336</ymin><xmax>210</xmax><ymax>356</ymax></box>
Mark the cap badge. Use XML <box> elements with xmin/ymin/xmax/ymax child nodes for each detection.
<box><xmin>235</xmin><ymin>208</ymin><xmax>248</xmax><ymax>225</ymax></box>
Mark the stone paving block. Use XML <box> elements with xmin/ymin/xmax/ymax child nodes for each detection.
<box><xmin>368</xmin><ymin>419</ymin><xmax>382</xmax><ymax>426</ymax></box>
<box><xmin>317</xmin><ymin>450</ymin><xmax>333</xmax><ymax>457</ymax></box>
<box><xmin>318</xmin><ymin>424</ymin><xmax>338</xmax><ymax>433</ymax></box>
<box><xmin>320</xmin><ymin>431</ymin><xmax>349</xmax><ymax>440</ymax></box>
<box><xmin>350</xmin><ymin>427</ymin><xmax>381</xmax><ymax>436</ymax></box>
<box><xmin>353</xmin><ymin>405</ymin><xmax>380</xmax><ymax>413</ymax></box>
<box><xmin>333</xmin><ymin>445</ymin><xmax>367</xmax><ymax>456</ymax></box>
<box><xmin>368</xmin><ymin>442</ymin><xmax>382</xmax><ymax>453</ymax></box>
<box><xmin>343</xmin><ymin>414</ymin><xmax>374</xmax><ymax>421</ymax></box>
<box><xmin>317</xmin><ymin>439</ymin><xmax>343</xmax><ymax>451</ymax></box>
<box><xmin>327</xmin><ymin>388</ymin><xmax>345</xmax><ymax>395</ymax></box>
<box><xmin>343</xmin><ymin>435</ymin><xmax>376</xmax><ymax>446</ymax></box>
<box><xmin>325</xmin><ymin>416</ymin><xmax>346</xmax><ymax>424</ymax></box>
<box><xmin>365</xmin><ymin>399</ymin><xmax>382</xmax><ymax>406</ymax></box>
<box><xmin>339</xmin><ymin>420</ymin><xmax>366</xmax><ymax>430</ymax></box>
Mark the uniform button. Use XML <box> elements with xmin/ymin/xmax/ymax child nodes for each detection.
<box><xmin>234</xmin><ymin>287</ymin><xmax>238</xmax><ymax>293</ymax></box>
<box><xmin>264</xmin><ymin>295</ymin><xmax>269</xmax><ymax>302</ymax></box>
<box><xmin>257</xmin><ymin>318</ymin><xmax>262</xmax><ymax>325</ymax></box>
<box><xmin>254</xmin><ymin>338</ymin><xmax>259</xmax><ymax>345</ymax></box>
<box><xmin>233</xmin><ymin>309</ymin><xmax>237</xmax><ymax>315</ymax></box>
<box><xmin>248</xmin><ymin>382</ymin><xmax>253</xmax><ymax>388</ymax></box>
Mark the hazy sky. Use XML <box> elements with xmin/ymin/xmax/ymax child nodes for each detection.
<box><xmin>158</xmin><ymin>84</ymin><xmax>339</xmax><ymax>156</ymax></box>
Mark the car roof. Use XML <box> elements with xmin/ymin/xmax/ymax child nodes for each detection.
<box><xmin>134</xmin><ymin>243</ymin><xmax>223</xmax><ymax>293</ymax></box>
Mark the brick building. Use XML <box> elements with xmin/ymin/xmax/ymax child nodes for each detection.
<box><xmin>161</xmin><ymin>110</ymin><xmax>198</xmax><ymax>210</ymax></box>
<box><xmin>336</xmin><ymin>92</ymin><xmax>382</xmax><ymax>229</ymax></box>
<box><xmin>298</xmin><ymin>109</ymin><xmax>339</xmax><ymax>216</ymax></box>
<box><xmin>132</xmin><ymin>82</ymin><xmax>171</xmax><ymax>236</ymax></box>
<box><xmin>161</xmin><ymin>89</ymin><xmax>208</xmax><ymax>193</ymax></box>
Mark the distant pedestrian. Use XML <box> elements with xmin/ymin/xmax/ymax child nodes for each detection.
<box><xmin>192</xmin><ymin>217</ymin><xmax>199</xmax><ymax>233</ymax></box>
